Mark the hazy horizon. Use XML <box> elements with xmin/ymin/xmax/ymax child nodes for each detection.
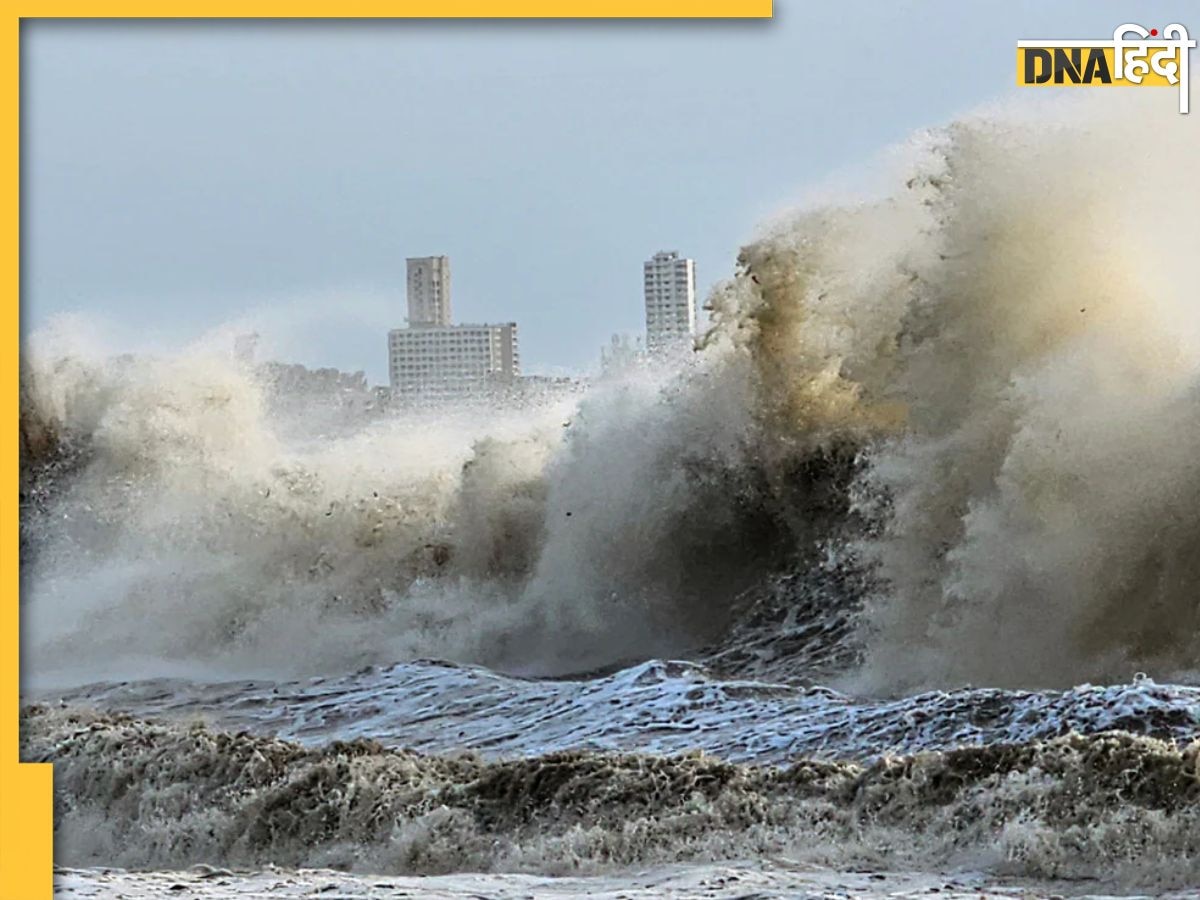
<box><xmin>22</xmin><ymin>2</ymin><xmax>1184</xmax><ymax>383</ymax></box>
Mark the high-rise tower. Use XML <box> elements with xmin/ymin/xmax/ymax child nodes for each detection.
<box><xmin>406</xmin><ymin>255</ymin><xmax>452</xmax><ymax>327</ymax></box>
<box><xmin>643</xmin><ymin>250</ymin><xmax>696</xmax><ymax>353</ymax></box>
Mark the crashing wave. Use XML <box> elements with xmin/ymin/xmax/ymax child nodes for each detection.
<box><xmin>19</xmin><ymin>94</ymin><xmax>1200</xmax><ymax>692</ymax></box>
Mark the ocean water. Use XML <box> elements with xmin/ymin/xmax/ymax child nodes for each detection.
<box><xmin>19</xmin><ymin>94</ymin><xmax>1200</xmax><ymax>896</ymax></box>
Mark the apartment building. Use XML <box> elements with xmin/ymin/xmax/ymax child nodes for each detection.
<box><xmin>388</xmin><ymin>320</ymin><xmax>519</xmax><ymax>397</ymax></box>
<box><xmin>643</xmin><ymin>250</ymin><xmax>696</xmax><ymax>353</ymax></box>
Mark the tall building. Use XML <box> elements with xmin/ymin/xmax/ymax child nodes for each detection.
<box><xmin>390</xmin><ymin>255</ymin><xmax>519</xmax><ymax>398</ymax></box>
<box><xmin>643</xmin><ymin>251</ymin><xmax>696</xmax><ymax>354</ymax></box>
<box><xmin>406</xmin><ymin>256</ymin><xmax>452</xmax><ymax>327</ymax></box>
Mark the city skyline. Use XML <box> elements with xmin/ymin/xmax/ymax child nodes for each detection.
<box><xmin>381</xmin><ymin>248</ymin><xmax>696</xmax><ymax>397</ymax></box>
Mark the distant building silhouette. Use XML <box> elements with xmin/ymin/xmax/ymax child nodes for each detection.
<box><xmin>406</xmin><ymin>256</ymin><xmax>452</xmax><ymax>327</ymax></box>
<box><xmin>389</xmin><ymin>255</ymin><xmax>519</xmax><ymax>398</ymax></box>
<box><xmin>643</xmin><ymin>251</ymin><xmax>696</xmax><ymax>354</ymax></box>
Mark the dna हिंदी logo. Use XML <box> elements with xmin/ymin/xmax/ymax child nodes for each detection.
<box><xmin>1017</xmin><ymin>23</ymin><xmax>1195</xmax><ymax>113</ymax></box>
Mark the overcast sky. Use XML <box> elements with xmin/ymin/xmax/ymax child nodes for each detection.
<box><xmin>22</xmin><ymin>2</ymin><xmax>1185</xmax><ymax>382</ymax></box>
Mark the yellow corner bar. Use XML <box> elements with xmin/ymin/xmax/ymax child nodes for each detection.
<box><xmin>4</xmin><ymin>16</ymin><xmax>54</xmax><ymax>900</ymax></box>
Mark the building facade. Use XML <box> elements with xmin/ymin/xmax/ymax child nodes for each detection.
<box><xmin>406</xmin><ymin>256</ymin><xmax>452</xmax><ymax>327</ymax></box>
<box><xmin>388</xmin><ymin>322</ymin><xmax>519</xmax><ymax>397</ymax></box>
<box><xmin>643</xmin><ymin>250</ymin><xmax>696</xmax><ymax>354</ymax></box>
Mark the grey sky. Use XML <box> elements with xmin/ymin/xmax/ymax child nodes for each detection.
<box><xmin>22</xmin><ymin>2</ymin><xmax>1184</xmax><ymax>382</ymax></box>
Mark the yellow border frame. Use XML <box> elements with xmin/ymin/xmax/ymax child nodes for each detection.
<box><xmin>2</xmin><ymin>18</ymin><xmax>51</xmax><ymax>898</ymax></box>
<box><xmin>1</xmin><ymin>7</ymin><xmax>770</xmax><ymax>898</ymax></box>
